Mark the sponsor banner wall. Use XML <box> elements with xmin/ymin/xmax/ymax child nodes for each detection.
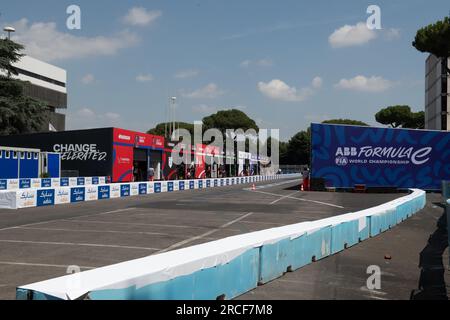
<box><xmin>55</xmin><ymin>188</ymin><xmax>70</xmax><ymax>204</ymax></box>
<box><xmin>16</xmin><ymin>190</ymin><xmax>37</xmax><ymax>208</ymax></box>
<box><xmin>31</xmin><ymin>179</ymin><xmax>41</xmax><ymax>188</ymax></box>
<box><xmin>110</xmin><ymin>185</ymin><xmax>120</xmax><ymax>198</ymax></box>
<box><xmin>69</xmin><ymin>178</ymin><xmax>77</xmax><ymax>187</ymax></box>
<box><xmin>138</xmin><ymin>183</ymin><xmax>147</xmax><ymax>195</ymax></box>
<box><xmin>85</xmin><ymin>186</ymin><xmax>98</xmax><ymax>201</ymax></box>
<box><xmin>3</xmin><ymin>175</ymin><xmax>289</xmax><ymax>209</ymax></box>
<box><xmin>51</xmin><ymin>178</ymin><xmax>60</xmax><ymax>188</ymax></box>
<box><xmin>41</xmin><ymin>179</ymin><xmax>52</xmax><ymax>188</ymax></box>
<box><xmin>147</xmin><ymin>182</ymin><xmax>154</xmax><ymax>194</ymax></box>
<box><xmin>70</xmin><ymin>187</ymin><xmax>85</xmax><ymax>203</ymax></box>
<box><xmin>311</xmin><ymin>123</ymin><xmax>450</xmax><ymax>190</ymax></box>
<box><xmin>98</xmin><ymin>185</ymin><xmax>110</xmax><ymax>200</ymax></box>
<box><xmin>60</xmin><ymin>178</ymin><xmax>69</xmax><ymax>187</ymax></box>
<box><xmin>131</xmin><ymin>183</ymin><xmax>139</xmax><ymax>196</ymax></box>
<box><xmin>7</xmin><ymin>179</ymin><xmax>18</xmax><ymax>190</ymax></box>
<box><xmin>19</xmin><ymin>179</ymin><xmax>31</xmax><ymax>189</ymax></box>
<box><xmin>36</xmin><ymin>189</ymin><xmax>55</xmax><ymax>207</ymax></box>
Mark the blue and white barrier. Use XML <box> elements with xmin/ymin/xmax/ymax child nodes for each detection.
<box><xmin>0</xmin><ymin>177</ymin><xmax>107</xmax><ymax>190</ymax></box>
<box><xmin>16</xmin><ymin>188</ymin><xmax>425</xmax><ymax>300</ymax></box>
<box><xmin>0</xmin><ymin>175</ymin><xmax>298</xmax><ymax>210</ymax></box>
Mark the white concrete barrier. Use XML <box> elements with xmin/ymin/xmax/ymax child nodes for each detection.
<box><xmin>16</xmin><ymin>187</ymin><xmax>425</xmax><ymax>300</ymax></box>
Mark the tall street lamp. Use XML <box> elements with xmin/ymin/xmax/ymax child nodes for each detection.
<box><xmin>3</xmin><ymin>26</ymin><xmax>15</xmax><ymax>40</ymax></box>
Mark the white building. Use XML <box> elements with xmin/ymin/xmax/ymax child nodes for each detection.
<box><xmin>425</xmin><ymin>55</ymin><xmax>449</xmax><ymax>131</ymax></box>
<box><xmin>1</xmin><ymin>55</ymin><xmax>67</xmax><ymax>131</ymax></box>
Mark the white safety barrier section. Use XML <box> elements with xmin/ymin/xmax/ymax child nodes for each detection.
<box><xmin>0</xmin><ymin>177</ymin><xmax>107</xmax><ymax>190</ymax></box>
<box><xmin>0</xmin><ymin>174</ymin><xmax>299</xmax><ymax>210</ymax></box>
<box><xmin>16</xmin><ymin>188</ymin><xmax>425</xmax><ymax>300</ymax></box>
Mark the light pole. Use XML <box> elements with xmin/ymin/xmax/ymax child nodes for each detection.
<box><xmin>3</xmin><ymin>26</ymin><xmax>15</xmax><ymax>40</ymax></box>
<box><xmin>170</xmin><ymin>96</ymin><xmax>177</xmax><ymax>140</ymax></box>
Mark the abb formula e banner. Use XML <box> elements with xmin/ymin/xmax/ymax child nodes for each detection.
<box><xmin>311</xmin><ymin>123</ymin><xmax>450</xmax><ymax>190</ymax></box>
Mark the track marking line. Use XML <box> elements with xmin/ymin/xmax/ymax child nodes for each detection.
<box><xmin>242</xmin><ymin>179</ymin><xmax>301</xmax><ymax>191</ymax></box>
<box><xmin>12</xmin><ymin>226</ymin><xmax>171</xmax><ymax>237</ymax></box>
<box><xmin>269</xmin><ymin>191</ymin><xmax>300</xmax><ymax>205</ymax></box>
<box><xmin>158</xmin><ymin>212</ymin><xmax>254</xmax><ymax>253</ymax></box>
<box><xmin>63</xmin><ymin>219</ymin><xmax>233</xmax><ymax>230</ymax></box>
<box><xmin>0</xmin><ymin>261</ymin><xmax>95</xmax><ymax>269</ymax></box>
<box><xmin>248</xmin><ymin>190</ymin><xmax>344</xmax><ymax>209</ymax></box>
<box><xmin>0</xmin><ymin>239</ymin><xmax>160</xmax><ymax>251</ymax></box>
<box><xmin>0</xmin><ymin>207</ymin><xmax>137</xmax><ymax>232</ymax></box>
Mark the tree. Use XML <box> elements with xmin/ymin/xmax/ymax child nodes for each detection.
<box><xmin>147</xmin><ymin>122</ymin><xmax>195</xmax><ymax>137</ymax></box>
<box><xmin>413</xmin><ymin>17</ymin><xmax>450</xmax><ymax>73</ymax></box>
<box><xmin>0</xmin><ymin>39</ymin><xmax>49</xmax><ymax>135</ymax></box>
<box><xmin>202</xmin><ymin>109</ymin><xmax>259</xmax><ymax>134</ymax></box>
<box><xmin>0</xmin><ymin>39</ymin><xmax>24</xmax><ymax>77</ymax></box>
<box><xmin>404</xmin><ymin>111</ymin><xmax>425</xmax><ymax>129</ymax></box>
<box><xmin>375</xmin><ymin>105</ymin><xmax>424</xmax><ymax>129</ymax></box>
<box><xmin>322</xmin><ymin>119</ymin><xmax>368</xmax><ymax>126</ymax></box>
<box><xmin>285</xmin><ymin>128</ymin><xmax>311</xmax><ymax>166</ymax></box>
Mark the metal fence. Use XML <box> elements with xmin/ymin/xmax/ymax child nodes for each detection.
<box><xmin>278</xmin><ymin>165</ymin><xmax>306</xmax><ymax>174</ymax></box>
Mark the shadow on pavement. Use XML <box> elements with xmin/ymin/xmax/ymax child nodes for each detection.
<box><xmin>410</xmin><ymin>204</ymin><xmax>448</xmax><ymax>300</ymax></box>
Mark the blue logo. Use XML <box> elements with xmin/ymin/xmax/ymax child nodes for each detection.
<box><xmin>168</xmin><ymin>182</ymin><xmax>174</xmax><ymax>192</ymax></box>
<box><xmin>60</xmin><ymin>178</ymin><xmax>69</xmax><ymax>186</ymax></box>
<box><xmin>311</xmin><ymin>123</ymin><xmax>450</xmax><ymax>190</ymax></box>
<box><xmin>92</xmin><ymin>177</ymin><xmax>99</xmax><ymax>185</ymax></box>
<box><xmin>214</xmin><ymin>179</ymin><xmax>218</xmax><ymax>186</ymax></box>
<box><xmin>77</xmin><ymin>177</ymin><xmax>85</xmax><ymax>186</ymax></box>
<box><xmin>198</xmin><ymin>181</ymin><xmax>203</xmax><ymax>189</ymax></box>
<box><xmin>0</xmin><ymin>180</ymin><xmax>6</xmax><ymax>190</ymax></box>
<box><xmin>19</xmin><ymin>179</ymin><xmax>31</xmax><ymax>189</ymax></box>
<box><xmin>98</xmin><ymin>186</ymin><xmax>110</xmax><ymax>199</ymax></box>
<box><xmin>70</xmin><ymin>187</ymin><xmax>85</xmax><ymax>203</ymax></box>
<box><xmin>154</xmin><ymin>183</ymin><xmax>161</xmax><ymax>193</ymax></box>
<box><xmin>120</xmin><ymin>184</ymin><xmax>130</xmax><ymax>197</ymax></box>
<box><xmin>226</xmin><ymin>179</ymin><xmax>230</xmax><ymax>186</ymax></box>
<box><xmin>41</xmin><ymin>178</ymin><xmax>51</xmax><ymax>188</ymax></box>
<box><xmin>220</xmin><ymin>179</ymin><xmax>224</xmax><ymax>186</ymax></box>
<box><xmin>189</xmin><ymin>181</ymin><xmax>195</xmax><ymax>189</ymax></box>
<box><xmin>37</xmin><ymin>189</ymin><xmax>55</xmax><ymax>206</ymax></box>
<box><xmin>206</xmin><ymin>180</ymin><xmax>211</xmax><ymax>187</ymax></box>
<box><xmin>179</xmin><ymin>181</ymin><xmax>185</xmax><ymax>190</ymax></box>
<box><xmin>139</xmin><ymin>183</ymin><xmax>147</xmax><ymax>195</ymax></box>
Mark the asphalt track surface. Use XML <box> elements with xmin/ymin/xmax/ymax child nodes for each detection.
<box><xmin>0</xmin><ymin>178</ymin><xmax>408</xmax><ymax>299</ymax></box>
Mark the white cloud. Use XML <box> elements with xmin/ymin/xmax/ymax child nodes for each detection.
<box><xmin>312</xmin><ymin>76</ymin><xmax>323</xmax><ymax>89</ymax></box>
<box><xmin>240</xmin><ymin>58</ymin><xmax>273</xmax><ymax>68</ymax></box>
<box><xmin>174</xmin><ymin>69</ymin><xmax>199</xmax><ymax>79</ymax></box>
<box><xmin>335</xmin><ymin>75</ymin><xmax>393</xmax><ymax>92</ymax></box>
<box><xmin>136</xmin><ymin>74</ymin><xmax>154</xmax><ymax>82</ymax></box>
<box><xmin>385</xmin><ymin>28</ymin><xmax>401</xmax><ymax>40</ymax></box>
<box><xmin>81</xmin><ymin>74</ymin><xmax>95</xmax><ymax>85</ymax></box>
<box><xmin>10</xmin><ymin>18</ymin><xmax>139</xmax><ymax>62</ymax></box>
<box><xmin>123</xmin><ymin>7</ymin><xmax>162</xmax><ymax>27</ymax></box>
<box><xmin>183</xmin><ymin>83</ymin><xmax>224</xmax><ymax>99</ymax></box>
<box><xmin>258</xmin><ymin>77</ymin><xmax>322</xmax><ymax>102</ymax></box>
<box><xmin>329</xmin><ymin>22</ymin><xmax>377</xmax><ymax>48</ymax></box>
<box><xmin>68</xmin><ymin>108</ymin><xmax>122</xmax><ymax>129</ymax></box>
<box><xmin>192</xmin><ymin>104</ymin><xmax>217</xmax><ymax>114</ymax></box>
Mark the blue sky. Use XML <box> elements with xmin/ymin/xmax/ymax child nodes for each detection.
<box><xmin>1</xmin><ymin>0</ymin><xmax>448</xmax><ymax>140</ymax></box>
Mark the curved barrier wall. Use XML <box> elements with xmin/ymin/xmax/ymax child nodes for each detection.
<box><xmin>0</xmin><ymin>177</ymin><xmax>107</xmax><ymax>190</ymax></box>
<box><xmin>0</xmin><ymin>175</ymin><xmax>297</xmax><ymax>209</ymax></box>
<box><xmin>16</xmin><ymin>188</ymin><xmax>426</xmax><ymax>300</ymax></box>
